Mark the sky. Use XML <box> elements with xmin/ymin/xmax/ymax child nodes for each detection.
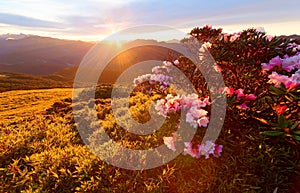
<box><xmin>0</xmin><ymin>0</ymin><xmax>299</xmax><ymax>41</ymax></box>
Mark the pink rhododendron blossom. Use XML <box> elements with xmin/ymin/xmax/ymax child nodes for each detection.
<box><xmin>239</xmin><ymin>102</ymin><xmax>248</xmax><ymax>109</ymax></box>
<box><xmin>261</xmin><ymin>63</ymin><xmax>274</xmax><ymax>72</ymax></box>
<box><xmin>223</xmin><ymin>34</ymin><xmax>230</xmax><ymax>41</ymax></box>
<box><xmin>291</xmin><ymin>70</ymin><xmax>300</xmax><ymax>85</ymax></box>
<box><xmin>155</xmin><ymin>99</ymin><xmax>167</xmax><ymax>116</ymax></box>
<box><xmin>266</xmin><ymin>35</ymin><xmax>273</xmax><ymax>41</ymax></box>
<box><xmin>186</xmin><ymin>113</ymin><xmax>198</xmax><ymax>128</ymax></box>
<box><xmin>204</xmin><ymin>24</ymin><xmax>212</xmax><ymax>29</ymax></box>
<box><xmin>199</xmin><ymin>140</ymin><xmax>215</xmax><ymax>159</ymax></box>
<box><xmin>223</xmin><ymin>87</ymin><xmax>234</xmax><ymax>96</ymax></box>
<box><xmin>181</xmin><ymin>94</ymin><xmax>199</xmax><ymax>109</ymax></box>
<box><xmin>155</xmin><ymin>93</ymin><xmax>210</xmax><ymax>129</ymax></box>
<box><xmin>173</xmin><ymin>60</ymin><xmax>180</xmax><ymax>66</ymax></box>
<box><xmin>287</xmin><ymin>43</ymin><xmax>300</xmax><ymax>52</ymax></box>
<box><xmin>244</xmin><ymin>94</ymin><xmax>256</xmax><ymax>101</ymax></box>
<box><xmin>133</xmin><ymin>74</ymin><xmax>152</xmax><ymax>86</ymax></box>
<box><xmin>202</xmin><ymin>96</ymin><xmax>211</xmax><ymax>106</ymax></box>
<box><xmin>197</xmin><ymin>116</ymin><xmax>209</xmax><ymax>127</ymax></box>
<box><xmin>183</xmin><ymin>142</ymin><xmax>200</xmax><ymax>158</ymax></box>
<box><xmin>282</xmin><ymin>54</ymin><xmax>300</xmax><ymax>72</ymax></box>
<box><xmin>163</xmin><ymin>61</ymin><xmax>172</xmax><ymax>66</ymax></box>
<box><xmin>163</xmin><ymin>132</ymin><xmax>177</xmax><ymax>151</ymax></box>
<box><xmin>222</xmin><ymin>87</ymin><xmax>256</xmax><ymax>109</ymax></box>
<box><xmin>214</xmin><ymin>64</ymin><xmax>222</xmax><ymax>72</ymax></box>
<box><xmin>234</xmin><ymin>89</ymin><xmax>245</xmax><ymax>99</ymax></box>
<box><xmin>182</xmin><ymin>141</ymin><xmax>223</xmax><ymax>159</ymax></box>
<box><xmin>163</xmin><ymin>137</ymin><xmax>176</xmax><ymax>151</ymax></box>
<box><xmin>189</xmin><ymin>107</ymin><xmax>208</xmax><ymax>118</ymax></box>
<box><xmin>165</xmin><ymin>97</ymin><xmax>182</xmax><ymax>113</ymax></box>
<box><xmin>230</xmin><ymin>34</ymin><xmax>239</xmax><ymax>42</ymax></box>
<box><xmin>285</xmin><ymin>81</ymin><xmax>298</xmax><ymax>90</ymax></box>
<box><xmin>203</xmin><ymin>42</ymin><xmax>212</xmax><ymax>49</ymax></box>
<box><xmin>262</xmin><ymin>53</ymin><xmax>299</xmax><ymax>85</ymax></box>
<box><xmin>275</xmin><ymin>105</ymin><xmax>287</xmax><ymax>115</ymax></box>
<box><xmin>261</xmin><ymin>56</ymin><xmax>282</xmax><ymax>72</ymax></box>
<box><xmin>263</xmin><ymin>54</ymin><xmax>300</xmax><ymax>90</ymax></box>
<box><xmin>268</xmin><ymin>71</ymin><xmax>291</xmax><ymax>88</ymax></box>
<box><xmin>269</xmin><ymin>56</ymin><xmax>282</xmax><ymax>67</ymax></box>
<box><xmin>186</xmin><ymin>106</ymin><xmax>208</xmax><ymax>128</ymax></box>
<box><xmin>213</xmin><ymin>144</ymin><xmax>223</xmax><ymax>158</ymax></box>
<box><xmin>293</xmin><ymin>45</ymin><xmax>300</xmax><ymax>52</ymax></box>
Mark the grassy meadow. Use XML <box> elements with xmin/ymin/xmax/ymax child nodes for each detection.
<box><xmin>0</xmin><ymin>85</ymin><xmax>299</xmax><ymax>193</ymax></box>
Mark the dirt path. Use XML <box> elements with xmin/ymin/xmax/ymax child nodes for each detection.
<box><xmin>0</xmin><ymin>88</ymin><xmax>73</xmax><ymax>122</ymax></box>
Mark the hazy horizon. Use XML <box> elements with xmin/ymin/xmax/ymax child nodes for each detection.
<box><xmin>0</xmin><ymin>0</ymin><xmax>299</xmax><ymax>42</ymax></box>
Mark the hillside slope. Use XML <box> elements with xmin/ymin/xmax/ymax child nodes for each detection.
<box><xmin>0</xmin><ymin>72</ymin><xmax>72</xmax><ymax>92</ymax></box>
<box><xmin>0</xmin><ymin>88</ymin><xmax>72</xmax><ymax>122</ymax></box>
<box><xmin>0</xmin><ymin>36</ymin><xmax>93</xmax><ymax>75</ymax></box>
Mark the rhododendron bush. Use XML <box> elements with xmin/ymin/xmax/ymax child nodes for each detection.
<box><xmin>132</xmin><ymin>24</ymin><xmax>300</xmax><ymax>163</ymax></box>
<box><xmin>184</xmin><ymin>25</ymin><xmax>300</xmax><ymax>142</ymax></box>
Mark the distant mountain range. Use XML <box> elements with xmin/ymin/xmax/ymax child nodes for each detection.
<box><xmin>0</xmin><ymin>33</ymin><xmax>31</xmax><ymax>40</ymax></box>
<box><xmin>278</xmin><ymin>34</ymin><xmax>300</xmax><ymax>43</ymax></box>
<box><xmin>0</xmin><ymin>34</ymin><xmax>182</xmax><ymax>91</ymax></box>
<box><xmin>0</xmin><ymin>33</ymin><xmax>299</xmax><ymax>92</ymax></box>
<box><xmin>0</xmin><ymin>34</ymin><xmax>93</xmax><ymax>75</ymax></box>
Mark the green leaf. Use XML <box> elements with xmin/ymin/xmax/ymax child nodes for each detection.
<box><xmin>288</xmin><ymin>92</ymin><xmax>299</xmax><ymax>99</ymax></box>
<box><xmin>269</xmin><ymin>85</ymin><xmax>285</xmax><ymax>95</ymax></box>
<box><xmin>251</xmin><ymin>186</ymin><xmax>261</xmax><ymax>190</ymax></box>
<box><xmin>280</xmin><ymin>83</ymin><xmax>287</xmax><ymax>91</ymax></box>
<box><xmin>291</xmin><ymin>122</ymin><xmax>300</xmax><ymax>130</ymax></box>
<box><xmin>293</xmin><ymin>130</ymin><xmax>300</xmax><ymax>135</ymax></box>
<box><xmin>278</xmin><ymin>115</ymin><xmax>288</xmax><ymax>129</ymax></box>
<box><xmin>292</xmin><ymin>135</ymin><xmax>300</xmax><ymax>141</ymax></box>
<box><xmin>261</xmin><ymin>131</ymin><xmax>284</xmax><ymax>137</ymax></box>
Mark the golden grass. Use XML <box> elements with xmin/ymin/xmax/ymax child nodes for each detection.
<box><xmin>0</xmin><ymin>88</ymin><xmax>73</xmax><ymax>122</ymax></box>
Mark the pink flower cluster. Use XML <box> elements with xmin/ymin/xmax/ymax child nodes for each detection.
<box><xmin>183</xmin><ymin>141</ymin><xmax>223</xmax><ymax>159</ymax></box>
<box><xmin>133</xmin><ymin>60</ymin><xmax>180</xmax><ymax>91</ymax></box>
<box><xmin>155</xmin><ymin>93</ymin><xmax>210</xmax><ymax>128</ymax></box>
<box><xmin>223</xmin><ymin>32</ymin><xmax>241</xmax><ymax>42</ymax></box>
<box><xmin>223</xmin><ymin>87</ymin><xmax>256</xmax><ymax>109</ymax></box>
<box><xmin>163</xmin><ymin>132</ymin><xmax>177</xmax><ymax>151</ymax></box>
<box><xmin>262</xmin><ymin>54</ymin><xmax>300</xmax><ymax>73</ymax></box>
<box><xmin>262</xmin><ymin>53</ymin><xmax>300</xmax><ymax>90</ymax></box>
<box><xmin>286</xmin><ymin>42</ymin><xmax>300</xmax><ymax>52</ymax></box>
<box><xmin>268</xmin><ymin>71</ymin><xmax>299</xmax><ymax>90</ymax></box>
<box><xmin>163</xmin><ymin>133</ymin><xmax>223</xmax><ymax>159</ymax></box>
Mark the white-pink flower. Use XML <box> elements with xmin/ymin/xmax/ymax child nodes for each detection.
<box><xmin>230</xmin><ymin>34</ymin><xmax>239</xmax><ymax>42</ymax></box>
<box><xmin>185</xmin><ymin>112</ymin><xmax>198</xmax><ymax>128</ymax></box>
<box><xmin>181</xmin><ymin>94</ymin><xmax>199</xmax><ymax>109</ymax></box>
<box><xmin>197</xmin><ymin>116</ymin><xmax>209</xmax><ymax>127</ymax></box>
<box><xmin>203</xmin><ymin>42</ymin><xmax>212</xmax><ymax>49</ymax></box>
<box><xmin>234</xmin><ymin>89</ymin><xmax>245</xmax><ymax>99</ymax></box>
<box><xmin>282</xmin><ymin>54</ymin><xmax>300</xmax><ymax>72</ymax></box>
<box><xmin>183</xmin><ymin>142</ymin><xmax>200</xmax><ymax>158</ymax></box>
<box><xmin>265</xmin><ymin>35</ymin><xmax>273</xmax><ymax>41</ymax></box>
<box><xmin>173</xmin><ymin>60</ymin><xmax>180</xmax><ymax>66</ymax></box>
<box><xmin>163</xmin><ymin>132</ymin><xmax>177</xmax><ymax>151</ymax></box>
<box><xmin>199</xmin><ymin>140</ymin><xmax>215</xmax><ymax>159</ymax></box>
<box><xmin>268</xmin><ymin>71</ymin><xmax>291</xmax><ymax>88</ymax></box>
<box><xmin>213</xmin><ymin>144</ymin><xmax>223</xmax><ymax>157</ymax></box>
<box><xmin>223</xmin><ymin>87</ymin><xmax>234</xmax><ymax>96</ymax></box>
<box><xmin>155</xmin><ymin>99</ymin><xmax>167</xmax><ymax>116</ymax></box>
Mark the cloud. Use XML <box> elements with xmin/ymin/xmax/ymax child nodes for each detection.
<box><xmin>0</xmin><ymin>13</ymin><xmax>62</xmax><ymax>28</ymax></box>
<box><xmin>0</xmin><ymin>0</ymin><xmax>299</xmax><ymax>40</ymax></box>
